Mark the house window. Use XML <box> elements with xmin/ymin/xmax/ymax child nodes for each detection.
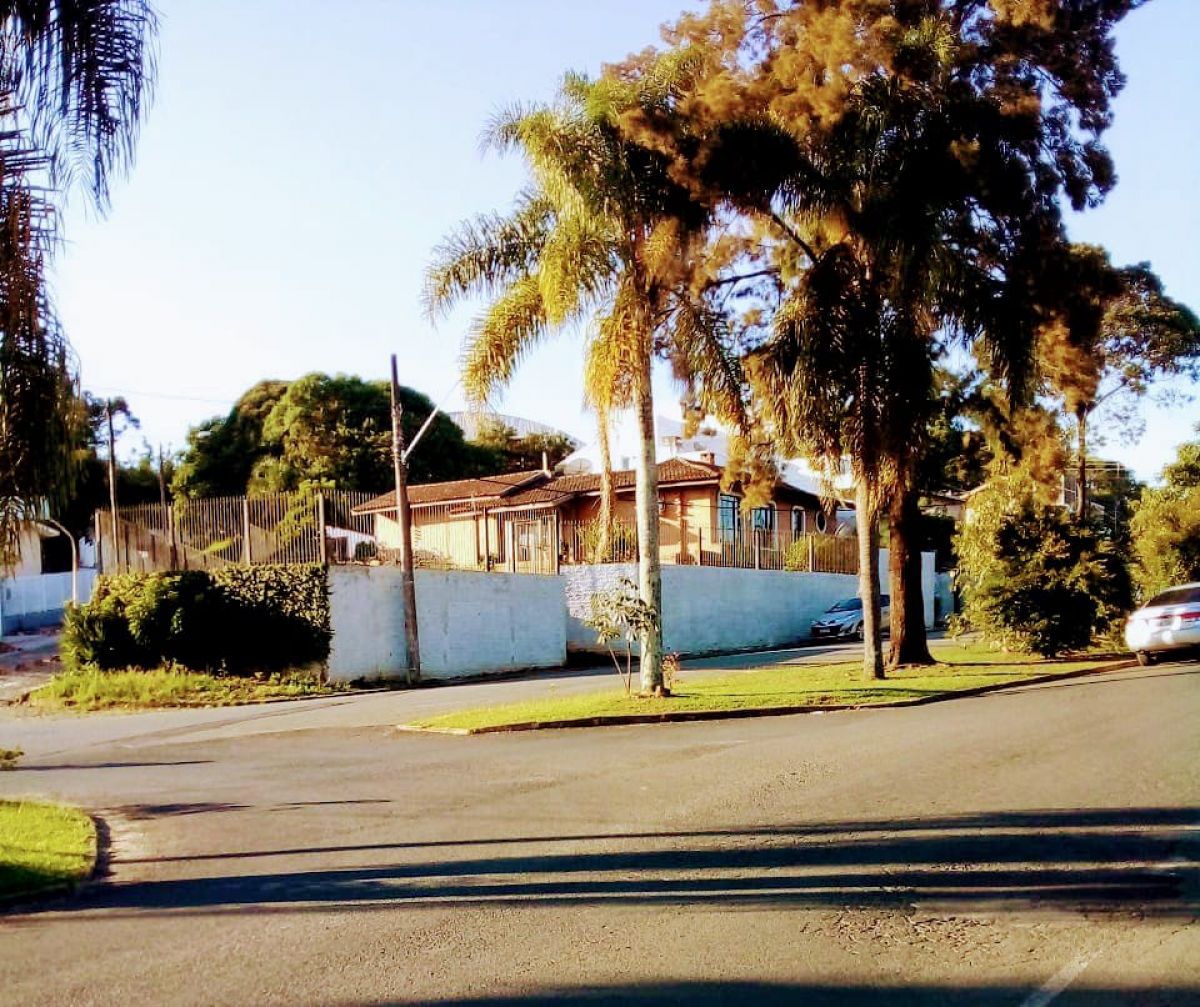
<box><xmin>718</xmin><ymin>494</ymin><xmax>740</xmax><ymax>542</ymax></box>
<box><xmin>791</xmin><ymin>507</ymin><xmax>806</xmax><ymax>537</ymax></box>
<box><xmin>815</xmin><ymin>511</ymin><xmax>828</xmax><ymax>534</ymax></box>
<box><xmin>751</xmin><ymin>504</ymin><xmax>775</xmax><ymax>532</ymax></box>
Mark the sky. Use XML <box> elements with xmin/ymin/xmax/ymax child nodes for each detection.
<box><xmin>52</xmin><ymin>0</ymin><xmax>1200</xmax><ymax>483</ymax></box>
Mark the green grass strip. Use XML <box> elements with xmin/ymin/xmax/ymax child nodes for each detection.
<box><xmin>412</xmin><ymin>643</ymin><xmax>1117</xmax><ymax>732</ymax></box>
<box><xmin>31</xmin><ymin>666</ymin><xmax>344</xmax><ymax>712</ymax></box>
<box><xmin>0</xmin><ymin>800</ymin><xmax>96</xmax><ymax>902</ymax></box>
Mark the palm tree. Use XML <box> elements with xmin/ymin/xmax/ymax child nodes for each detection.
<box><xmin>0</xmin><ymin>1</ymin><xmax>156</xmax><ymax>560</ymax></box>
<box><xmin>425</xmin><ymin>62</ymin><xmax>718</xmax><ymax>693</ymax></box>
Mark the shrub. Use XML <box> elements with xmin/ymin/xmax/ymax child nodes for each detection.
<box><xmin>954</xmin><ymin>478</ymin><xmax>1130</xmax><ymax>656</ymax></box>
<box><xmin>1129</xmin><ymin>435</ymin><xmax>1200</xmax><ymax>600</ymax></box>
<box><xmin>62</xmin><ymin>565</ymin><xmax>330</xmax><ymax>674</ymax></box>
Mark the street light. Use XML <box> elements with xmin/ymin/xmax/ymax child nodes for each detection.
<box><xmin>41</xmin><ymin>518</ymin><xmax>78</xmax><ymax>605</ymax></box>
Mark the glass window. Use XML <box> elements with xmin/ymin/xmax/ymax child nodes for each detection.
<box><xmin>815</xmin><ymin>511</ymin><xmax>828</xmax><ymax>534</ymax></box>
<box><xmin>1146</xmin><ymin>586</ymin><xmax>1200</xmax><ymax>608</ymax></box>
<box><xmin>751</xmin><ymin>505</ymin><xmax>775</xmax><ymax>532</ymax></box>
<box><xmin>791</xmin><ymin>507</ymin><xmax>806</xmax><ymax>537</ymax></box>
<box><xmin>718</xmin><ymin>494</ymin><xmax>740</xmax><ymax>542</ymax></box>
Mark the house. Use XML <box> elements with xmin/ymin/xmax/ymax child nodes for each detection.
<box><xmin>353</xmin><ymin>455</ymin><xmax>841</xmax><ymax>574</ymax></box>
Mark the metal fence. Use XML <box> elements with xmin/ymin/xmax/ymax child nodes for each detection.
<box><xmin>96</xmin><ymin>491</ymin><xmax>378</xmax><ymax>574</ymax></box>
<box><xmin>97</xmin><ymin>494</ymin><xmax>858</xmax><ymax>578</ymax></box>
<box><xmin>559</xmin><ymin>519</ymin><xmax>859</xmax><ymax>574</ymax></box>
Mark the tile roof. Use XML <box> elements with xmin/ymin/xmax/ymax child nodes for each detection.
<box><xmin>353</xmin><ymin>470</ymin><xmax>546</xmax><ymax>514</ymax></box>
<box><xmin>352</xmin><ymin>458</ymin><xmax>725</xmax><ymax>515</ymax></box>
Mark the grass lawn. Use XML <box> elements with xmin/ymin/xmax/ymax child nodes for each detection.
<box><xmin>30</xmin><ymin>666</ymin><xmax>345</xmax><ymax>712</ymax></box>
<box><xmin>0</xmin><ymin>800</ymin><xmax>96</xmax><ymax>902</ymax></box>
<box><xmin>412</xmin><ymin>642</ymin><xmax>1123</xmax><ymax>732</ymax></box>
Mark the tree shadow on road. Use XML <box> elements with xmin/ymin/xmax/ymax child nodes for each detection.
<box><xmin>350</xmin><ymin>979</ymin><xmax>1197</xmax><ymax>1006</ymax></box>
<box><xmin>47</xmin><ymin>805</ymin><xmax>1197</xmax><ymax>921</ymax></box>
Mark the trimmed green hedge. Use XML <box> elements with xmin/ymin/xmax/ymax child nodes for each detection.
<box><xmin>63</xmin><ymin>565</ymin><xmax>330</xmax><ymax>674</ymax></box>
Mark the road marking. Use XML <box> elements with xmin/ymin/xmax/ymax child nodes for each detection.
<box><xmin>1020</xmin><ymin>954</ymin><xmax>1095</xmax><ymax>1007</ymax></box>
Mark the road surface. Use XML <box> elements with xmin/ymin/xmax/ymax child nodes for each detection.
<box><xmin>0</xmin><ymin>657</ymin><xmax>1196</xmax><ymax>1005</ymax></box>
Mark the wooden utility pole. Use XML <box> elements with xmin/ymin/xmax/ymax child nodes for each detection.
<box><xmin>106</xmin><ymin>401</ymin><xmax>119</xmax><ymax>571</ymax></box>
<box><xmin>390</xmin><ymin>355</ymin><xmax>421</xmax><ymax>684</ymax></box>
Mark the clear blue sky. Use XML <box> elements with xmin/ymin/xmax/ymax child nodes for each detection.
<box><xmin>52</xmin><ymin>0</ymin><xmax>1199</xmax><ymax>483</ymax></box>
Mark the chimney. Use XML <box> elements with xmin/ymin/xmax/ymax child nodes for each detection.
<box><xmin>699</xmin><ymin>451</ymin><xmax>716</xmax><ymax>466</ymax></box>
<box><xmin>542</xmin><ymin>450</ymin><xmax>550</xmax><ymax>476</ymax></box>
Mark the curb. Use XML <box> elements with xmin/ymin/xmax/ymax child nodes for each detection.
<box><xmin>397</xmin><ymin>659</ymin><xmax>1137</xmax><ymax>736</ymax></box>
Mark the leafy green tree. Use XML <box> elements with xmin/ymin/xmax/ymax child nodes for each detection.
<box><xmin>425</xmin><ymin>60</ymin><xmax>729</xmax><ymax>694</ymax></box>
<box><xmin>641</xmin><ymin>0</ymin><xmax>1141</xmax><ymax>677</ymax></box>
<box><xmin>469</xmin><ymin>419</ymin><xmax>575</xmax><ymax>474</ymax></box>
<box><xmin>174</xmin><ymin>375</ymin><xmax>491</xmax><ymax>497</ymax></box>
<box><xmin>954</xmin><ymin>477</ymin><xmax>1130</xmax><ymax>656</ymax></box>
<box><xmin>173</xmin><ymin>381</ymin><xmax>288</xmax><ymax>499</ymax></box>
<box><xmin>1035</xmin><ymin>245</ymin><xmax>1200</xmax><ymax>519</ymax></box>
<box><xmin>1130</xmin><ymin>431</ymin><xmax>1200</xmax><ymax>599</ymax></box>
<box><xmin>0</xmin><ymin>1</ymin><xmax>156</xmax><ymax>561</ymax></box>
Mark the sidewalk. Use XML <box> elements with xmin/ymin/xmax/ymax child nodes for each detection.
<box><xmin>0</xmin><ymin>630</ymin><xmax>61</xmax><ymax>703</ymax></box>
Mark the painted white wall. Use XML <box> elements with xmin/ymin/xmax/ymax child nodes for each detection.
<box><xmin>327</xmin><ymin>566</ymin><xmax>566</xmax><ymax>682</ymax></box>
<box><xmin>0</xmin><ymin>569</ymin><xmax>98</xmax><ymax>635</ymax></box>
<box><xmin>564</xmin><ymin>552</ymin><xmax>936</xmax><ymax>658</ymax></box>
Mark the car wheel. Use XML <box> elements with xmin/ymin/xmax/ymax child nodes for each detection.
<box><xmin>855</xmin><ymin>624</ymin><xmax>864</xmax><ymax>643</ymax></box>
<box><xmin>1136</xmin><ymin>651</ymin><xmax>1156</xmax><ymax>667</ymax></box>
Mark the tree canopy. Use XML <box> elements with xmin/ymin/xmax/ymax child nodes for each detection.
<box><xmin>173</xmin><ymin>374</ymin><xmax>497</xmax><ymax>498</ymax></box>
<box><xmin>1130</xmin><ymin>429</ymin><xmax>1200</xmax><ymax>599</ymax></box>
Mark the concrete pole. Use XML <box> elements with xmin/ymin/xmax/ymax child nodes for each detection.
<box><xmin>391</xmin><ymin>355</ymin><xmax>421</xmax><ymax>684</ymax></box>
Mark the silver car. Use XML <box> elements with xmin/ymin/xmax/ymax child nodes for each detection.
<box><xmin>1124</xmin><ymin>582</ymin><xmax>1200</xmax><ymax>666</ymax></box>
<box><xmin>811</xmin><ymin>595</ymin><xmax>891</xmax><ymax>641</ymax></box>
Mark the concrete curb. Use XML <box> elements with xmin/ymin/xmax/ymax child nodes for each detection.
<box><xmin>397</xmin><ymin>659</ymin><xmax>1137</xmax><ymax>736</ymax></box>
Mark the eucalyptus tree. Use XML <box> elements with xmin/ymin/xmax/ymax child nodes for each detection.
<box><xmin>637</xmin><ymin>0</ymin><xmax>1143</xmax><ymax>677</ymax></box>
<box><xmin>0</xmin><ymin>1</ymin><xmax>156</xmax><ymax>560</ymax></box>
<box><xmin>425</xmin><ymin>60</ymin><xmax>732</xmax><ymax>693</ymax></box>
<box><xmin>1034</xmin><ymin>244</ymin><xmax>1200</xmax><ymax>520</ymax></box>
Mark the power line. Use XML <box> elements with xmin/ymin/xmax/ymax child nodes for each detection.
<box><xmin>86</xmin><ymin>385</ymin><xmax>236</xmax><ymax>405</ymax></box>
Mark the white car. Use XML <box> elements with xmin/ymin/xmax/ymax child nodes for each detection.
<box><xmin>1124</xmin><ymin>582</ymin><xmax>1200</xmax><ymax>666</ymax></box>
<box><xmin>811</xmin><ymin>595</ymin><xmax>891</xmax><ymax>641</ymax></box>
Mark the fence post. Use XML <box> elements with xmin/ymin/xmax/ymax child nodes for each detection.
<box><xmin>808</xmin><ymin>535</ymin><xmax>816</xmax><ymax>573</ymax></box>
<box><xmin>169</xmin><ymin>504</ymin><xmax>179</xmax><ymax>571</ymax></box>
<box><xmin>94</xmin><ymin>509</ymin><xmax>104</xmax><ymax>574</ymax></box>
<box><xmin>754</xmin><ymin>534</ymin><xmax>761</xmax><ymax>570</ymax></box>
<box><xmin>242</xmin><ymin>498</ymin><xmax>252</xmax><ymax>565</ymax></box>
<box><xmin>316</xmin><ymin>493</ymin><xmax>328</xmax><ymax>565</ymax></box>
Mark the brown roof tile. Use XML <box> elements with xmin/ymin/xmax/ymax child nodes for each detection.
<box><xmin>353</xmin><ymin>470</ymin><xmax>546</xmax><ymax>514</ymax></box>
<box><xmin>354</xmin><ymin>458</ymin><xmax>728</xmax><ymax>516</ymax></box>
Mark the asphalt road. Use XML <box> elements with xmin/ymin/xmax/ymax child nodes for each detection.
<box><xmin>0</xmin><ymin>656</ymin><xmax>1196</xmax><ymax>1006</ymax></box>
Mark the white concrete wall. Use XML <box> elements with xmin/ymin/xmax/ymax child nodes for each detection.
<box><xmin>934</xmin><ymin>571</ymin><xmax>955</xmax><ymax>625</ymax></box>
<box><xmin>564</xmin><ymin>552</ymin><xmax>936</xmax><ymax>658</ymax></box>
<box><xmin>327</xmin><ymin>566</ymin><xmax>566</xmax><ymax>682</ymax></box>
<box><xmin>0</xmin><ymin>569</ymin><xmax>98</xmax><ymax>635</ymax></box>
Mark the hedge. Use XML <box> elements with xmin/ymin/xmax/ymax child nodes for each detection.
<box><xmin>62</xmin><ymin>565</ymin><xmax>330</xmax><ymax>675</ymax></box>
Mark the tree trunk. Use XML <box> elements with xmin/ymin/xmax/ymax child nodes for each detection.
<box><xmin>886</xmin><ymin>483</ymin><xmax>934</xmax><ymax>668</ymax></box>
<box><xmin>633</xmin><ymin>358</ymin><xmax>664</xmax><ymax>695</ymax></box>
<box><xmin>1075</xmin><ymin>408</ymin><xmax>1088</xmax><ymax>522</ymax></box>
<box><xmin>595</xmin><ymin>409</ymin><xmax>613</xmax><ymax>562</ymax></box>
<box><xmin>856</xmin><ymin>479</ymin><xmax>885</xmax><ymax>681</ymax></box>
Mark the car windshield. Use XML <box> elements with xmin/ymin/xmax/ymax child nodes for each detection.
<box><xmin>1145</xmin><ymin>586</ymin><xmax>1200</xmax><ymax>608</ymax></box>
<box><xmin>829</xmin><ymin>598</ymin><xmax>863</xmax><ymax>613</ymax></box>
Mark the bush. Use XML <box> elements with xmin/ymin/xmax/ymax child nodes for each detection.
<box><xmin>954</xmin><ymin>478</ymin><xmax>1130</xmax><ymax>656</ymax></box>
<box><xmin>62</xmin><ymin>565</ymin><xmax>330</xmax><ymax>675</ymax></box>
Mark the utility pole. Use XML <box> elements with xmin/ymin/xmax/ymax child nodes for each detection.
<box><xmin>106</xmin><ymin>400</ymin><xmax>119</xmax><ymax>571</ymax></box>
<box><xmin>390</xmin><ymin>355</ymin><xmax>421</xmax><ymax>684</ymax></box>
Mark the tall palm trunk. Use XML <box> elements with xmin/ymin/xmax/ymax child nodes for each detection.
<box><xmin>886</xmin><ymin>482</ymin><xmax>933</xmax><ymax>668</ymax></box>
<box><xmin>856</xmin><ymin>479</ymin><xmax>885</xmax><ymax>681</ymax></box>
<box><xmin>1075</xmin><ymin>407</ymin><xmax>1089</xmax><ymax>522</ymax></box>
<box><xmin>595</xmin><ymin>409</ymin><xmax>614</xmax><ymax>562</ymax></box>
<box><xmin>633</xmin><ymin>352</ymin><xmax>664</xmax><ymax>694</ymax></box>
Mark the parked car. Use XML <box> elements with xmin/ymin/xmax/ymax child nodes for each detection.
<box><xmin>1124</xmin><ymin>583</ymin><xmax>1200</xmax><ymax>666</ymax></box>
<box><xmin>811</xmin><ymin>595</ymin><xmax>891</xmax><ymax>641</ymax></box>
